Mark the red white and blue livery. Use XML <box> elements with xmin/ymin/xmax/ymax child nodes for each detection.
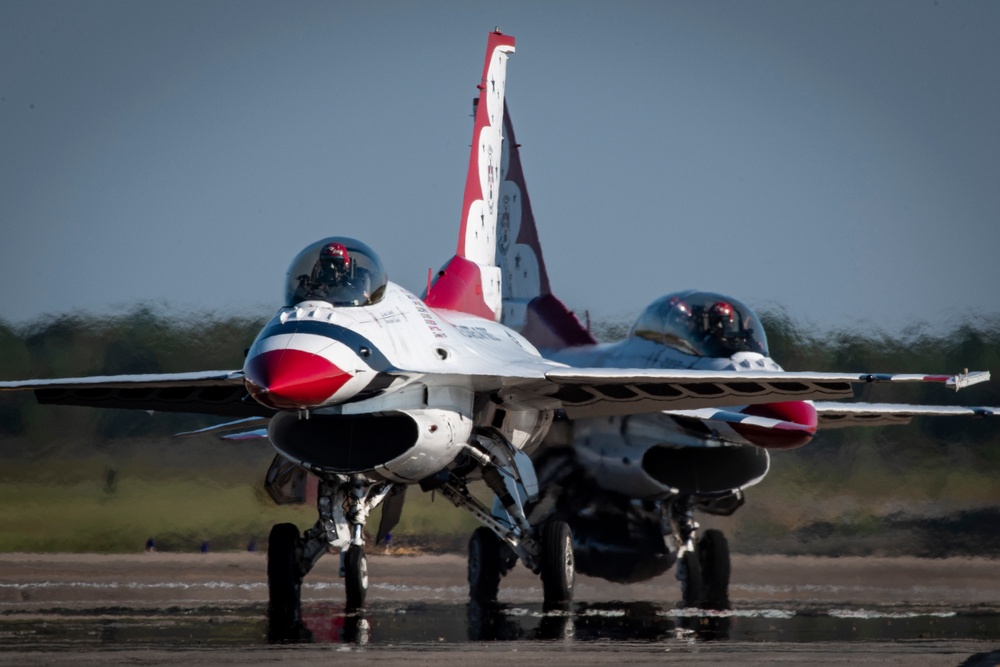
<box><xmin>0</xmin><ymin>31</ymin><xmax>994</xmax><ymax>622</ymax></box>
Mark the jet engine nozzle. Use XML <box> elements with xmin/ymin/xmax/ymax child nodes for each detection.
<box><xmin>244</xmin><ymin>347</ymin><xmax>353</xmax><ymax>410</ymax></box>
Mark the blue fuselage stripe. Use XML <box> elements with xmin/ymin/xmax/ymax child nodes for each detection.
<box><xmin>257</xmin><ymin>319</ymin><xmax>396</xmax><ymax>372</ymax></box>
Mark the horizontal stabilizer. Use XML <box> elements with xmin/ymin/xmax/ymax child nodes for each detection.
<box><xmin>174</xmin><ymin>416</ymin><xmax>270</xmax><ymax>438</ymax></box>
<box><xmin>496</xmin><ymin>104</ymin><xmax>595</xmax><ymax>348</ymax></box>
<box><xmin>664</xmin><ymin>407</ymin><xmax>815</xmax><ymax>432</ymax></box>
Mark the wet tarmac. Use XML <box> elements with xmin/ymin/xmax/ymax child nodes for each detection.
<box><xmin>1</xmin><ymin>552</ymin><xmax>999</xmax><ymax>665</ymax></box>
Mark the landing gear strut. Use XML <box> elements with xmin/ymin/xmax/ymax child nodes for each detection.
<box><xmin>451</xmin><ymin>428</ymin><xmax>575</xmax><ymax>607</ymax></box>
<box><xmin>266</xmin><ymin>426</ymin><xmax>574</xmax><ymax>615</ymax></box>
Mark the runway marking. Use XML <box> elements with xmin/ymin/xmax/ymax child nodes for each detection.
<box><xmin>733</xmin><ymin>583</ymin><xmax>971</xmax><ymax>595</ymax></box>
<box><xmin>0</xmin><ymin>581</ymin><xmax>543</xmax><ymax>597</ymax></box>
<box><xmin>0</xmin><ymin>582</ymin><xmax>970</xmax><ymax>622</ymax></box>
<box><xmin>0</xmin><ymin>581</ymin><xmax>266</xmax><ymax>591</ymax></box>
<box><xmin>828</xmin><ymin>609</ymin><xmax>956</xmax><ymax>619</ymax></box>
<box><xmin>660</xmin><ymin>608</ymin><xmax>795</xmax><ymax>619</ymax></box>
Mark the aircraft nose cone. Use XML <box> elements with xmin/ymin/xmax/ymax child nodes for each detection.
<box><xmin>244</xmin><ymin>349</ymin><xmax>352</xmax><ymax>410</ymax></box>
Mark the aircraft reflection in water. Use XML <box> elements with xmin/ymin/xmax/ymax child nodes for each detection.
<box><xmin>276</xmin><ymin>602</ymin><xmax>998</xmax><ymax>647</ymax></box>
<box><xmin>283</xmin><ymin>601</ymin><xmax>730</xmax><ymax>645</ymax></box>
<box><xmin>0</xmin><ymin>29</ymin><xmax>995</xmax><ymax>633</ymax></box>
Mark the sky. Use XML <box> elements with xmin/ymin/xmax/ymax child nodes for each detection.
<box><xmin>2</xmin><ymin>0</ymin><xmax>999</xmax><ymax>336</ymax></box>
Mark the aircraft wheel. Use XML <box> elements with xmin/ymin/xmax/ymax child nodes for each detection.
<box><xmin>468</xmin><ymin>527</ymin><xmax>502</xmax><ymax>602</ymax></box>
<box><xmin>540</xmin><ymin>520</ymin><xmax>574</xmax><ymax>606</ymax></box>
<box><xmin>267</xmin><ymin>523</ymin><xmax>303</xmax><ymax>625</ymax></box>
<box><xmin>678</xmin><ymin>549</ymin><xmax>703</xmax><ymax>607</ymax></box>
<box><xmin>344</xmin><ymin>544</ymin><xmax>369</xmax><ymax>610</ymax></box>
<box><xmin>698</xmin><ymin>529</ymin><xmax>731</xmax><ymax>609</ymax></box>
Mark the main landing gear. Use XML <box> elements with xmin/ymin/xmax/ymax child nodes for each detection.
<box><xmin>443</xmin><ymin>428</ymin><xmax>575</xmax><ymax>608</ymax></box>
<box><xmin>266</xmin><ymin>427</ymin><xmax>575</xmax><ymax>629</ymax></box>
<box><xmin>672</xmin><ymin>496</ymin><xmax>731</xmax><ymax>609</ymax></box>
<box><xmin>466</xmin><ymin>519</ymin><xmax>575</xmax><ymax>608</ymax></box>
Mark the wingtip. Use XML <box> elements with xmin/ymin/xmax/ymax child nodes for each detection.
<box><xmin>947</xmin><ymin>370</ymin><xmax>990</xmax><ymax>391</ymax></box>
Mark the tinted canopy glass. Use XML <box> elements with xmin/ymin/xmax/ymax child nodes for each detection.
<box><xmin>630</xmin><ymin>290</ymin><xmax>768</xmax><ymax>358</ymax></box>
<box><xmin>285</xmin><ymin>237</ymin><xmax>387</xmax><ymax>307</ymax></box>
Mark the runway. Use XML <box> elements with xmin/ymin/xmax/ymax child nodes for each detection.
<box><xmin>1</xmin><ymin>552</ymin><xmax>999</xmax><ymax>665</ymax></box>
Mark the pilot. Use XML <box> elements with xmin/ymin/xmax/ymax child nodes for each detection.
<box><xmin>705</xmin><ymin>301</ymin><xmax>737</xmax><ymax>338</ymax></box>
<box><xmin>316</xmin><ymin>242</ymin><xmax>353</xmax><ymax>289</ymax></box>
<box><xmin>297</xmin><ymin>242</ymin><xmax>358</xmax><ymax>300</ymax></box>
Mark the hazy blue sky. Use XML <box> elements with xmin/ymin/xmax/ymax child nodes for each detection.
<box><xmin>2</xmin><ymin>0</ymin><xmax>998</xmax><ymax>335</ymax></box>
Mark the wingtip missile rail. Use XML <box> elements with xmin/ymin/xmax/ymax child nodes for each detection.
<box><xmin>861</xmin><ymin>369</ymin><xmax>990</xmax><ymax>391</ymax></box>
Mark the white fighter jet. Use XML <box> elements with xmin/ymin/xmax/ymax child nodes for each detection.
<box><xmin>489</xmin><ymin>93</ymin><xmax>998</xmax><ymax>609</ymax></box>
<box><xmin>0</xmin><ymin>32</ymin><xmax>989</xmax><ymax>626</ymax></box>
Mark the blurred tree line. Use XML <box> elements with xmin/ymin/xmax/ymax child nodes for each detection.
<box><xmin>0</xmin><ymin>307</ymin><xmax>268</xmax><ymax>448</ymax></box>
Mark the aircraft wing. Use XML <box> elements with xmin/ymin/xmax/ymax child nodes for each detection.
<box><xmin>658</xmin><ymin>401</ymin><xmax>999</xmax><ymax>435</ymax></box>
<box><xmin>2</xmin><ymin>366</ymin><xmax>989</xmax><ymax>424</ymax></box>
<box><xmin>813</xmin><ymin>401</ymin><xmax>1000</xmax><ymax>429</ymax></box>
<box><xmin>0</xmin><ymin>370</ymin><xmax>271</xmax><ymax>418</ymax></box>
<box><xmin>503</xmin><ymin>368</ymin><xmax>989</xmax><ymax>419</ymax></box>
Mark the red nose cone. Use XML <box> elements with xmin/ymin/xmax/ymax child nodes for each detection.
<box><xmin>244</xmin><ymin>349</ymin><xmax>352</xmax><ymax>409</ymax></box>
<box><xmin>735</xmin><ymin>401</ymin><xmax>818</xmax><ymax>450</ymax></box>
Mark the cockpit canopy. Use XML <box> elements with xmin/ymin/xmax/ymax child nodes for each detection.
<box><xmin>285</xmin><ymin>236</ymin><xmax>387</xmax><ymax>307</ymax></box>
<box><xmin>630</xmin><ymin>290</ymin><xmax>768</xmax><ymax>358</ymax></box>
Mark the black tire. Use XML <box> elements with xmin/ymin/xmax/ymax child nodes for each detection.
<box><xmin>344</xmin><ymin>544</ymin><xmax>368</xmax><ymax>610</ymax></box>
<box><xmin>540</xmin><ymin>520</ymin><xmax>574</xmax><ymax>606</ymax></box>
<box><xmin>267</xmin><ymin>523</ymin><xmax>303</xmax><ymax>625</ymax></box>
<box><xmin>468</xmin><ymin>527</ymin><xmax>503</xmax><ymax>602</ymax></box>
<box><xmin>678</xmin><ymin>549</ymin><xmax>703</xmax><ymax>607</ymax></box>
<box><xmin>698</xmin><ymin>529</ymin><xmax>731</xmax><ymax>609</ymax></box>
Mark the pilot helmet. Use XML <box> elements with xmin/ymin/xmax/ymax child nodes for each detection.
<box><xmin>708</xmin><ymin>300</ymin><xmax>736</xmax><ymax>334</ymax></box>
<box><xmin>321</xmin><ymin>242</ymin><xmax>351</xmax><ymax>271</ymax></box>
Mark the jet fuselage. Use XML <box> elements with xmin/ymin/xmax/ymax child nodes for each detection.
<box><xmin>242</xmin><ymin>281</ymin><xmax>555</xmax><ymax>483</ymax></box>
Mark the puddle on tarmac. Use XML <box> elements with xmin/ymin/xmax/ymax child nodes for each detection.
<box><xmin>2</xmin><ymin>601</ymin><xmax>999</xmax><ymax>648</ymax></box>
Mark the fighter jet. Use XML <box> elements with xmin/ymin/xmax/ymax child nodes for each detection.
<box><xmin>0</xmin><ymin>32</ymin><xmax>988</xmax><ymax>626</ymax></box>
<box><xmin>489</xmin><ymin>95</ymin><xmax>998</xmax><ymax>609</ymax></box>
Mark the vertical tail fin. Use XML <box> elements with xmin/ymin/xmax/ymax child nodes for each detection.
<box><xmin>424</xmin><ymin>31</ymin><xmax>595</xmax><ymax>348</ymax></box>
<box><xmin>424</xmin><ymin>30</ymin><xmax>515</xmax><ymax>320</ymax></box>
<box><xmin>496</xmin><ymin>106</ymin><xmax>597</xmax><ymax>348</ymax></box>
<box><xmin>496</xmin><ymin>108</ymin><xmax>597</xmax><ymax>350</ymax></box>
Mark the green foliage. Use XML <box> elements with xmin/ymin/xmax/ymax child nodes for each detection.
<box><xmin>590</xmin><ymin>316</ymin><xmax>634</xmax><ymax>343</ymax></box>
<box><xmin>1</xmin><ymin>309</ymin><xmax>268</xmax><ymax>443</ymax></box>
<box><xmin>0</xmin><ymin>454</ymin><xmax>482</xmax><ymax>553</ymax></box>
